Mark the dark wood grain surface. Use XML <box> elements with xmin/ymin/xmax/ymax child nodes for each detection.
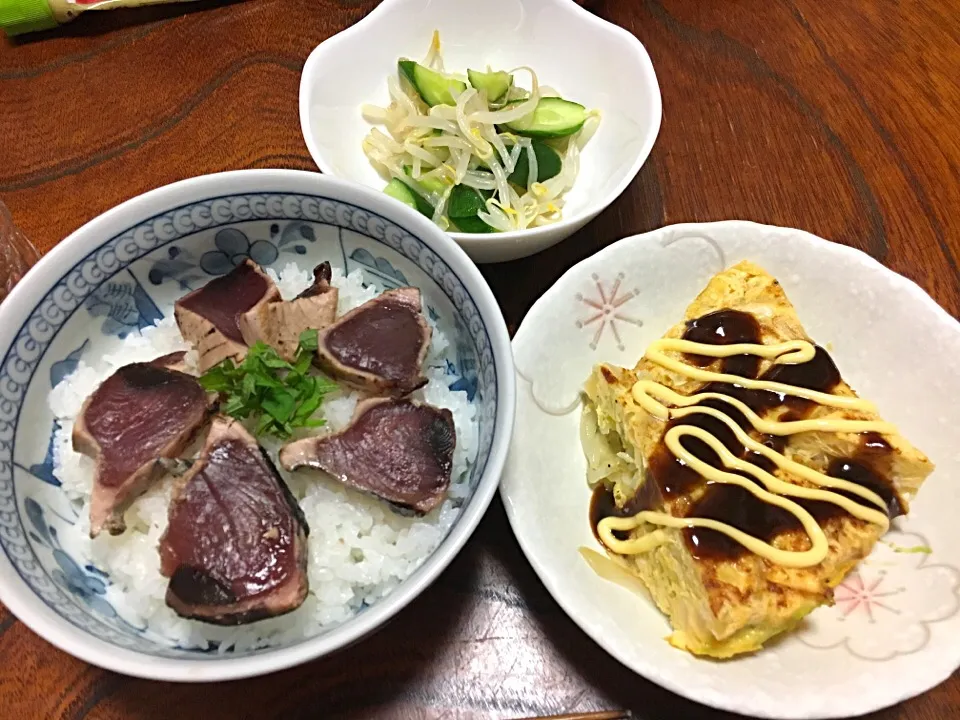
<box><xmin>2</xmin><ymin>1</ymin><xmax>958</xmax><ymax>718</ymax></box>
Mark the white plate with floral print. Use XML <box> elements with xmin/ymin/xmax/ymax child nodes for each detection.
<box><xmin>501</xmin><ymin>221</ymin><xmax>960</xmax><ymax>719</ymax></box>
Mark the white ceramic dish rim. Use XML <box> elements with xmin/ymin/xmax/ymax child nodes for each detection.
<box><xmin>501</xmin><ymin>220</ymin><xmax>960</xmax><ymax>718</ymax></box>
<box><xmin>0</xmin><ymin>169</ymin><xmax>516</xmax><ymax>682</ymax></box>
<box><xmin>298</xmin><ymin>0</ymin><xmax>662</xmax><ymax>246</ymax></box>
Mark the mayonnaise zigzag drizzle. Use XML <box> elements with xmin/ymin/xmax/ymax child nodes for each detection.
<box><xmin>597</xmin><ymin>338</ymin><xmax>898</xmax><ymax>568</ymax></box>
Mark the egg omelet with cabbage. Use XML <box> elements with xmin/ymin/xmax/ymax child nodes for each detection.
<box><xmin>581</xmin><ymin>261</ymin><xmax>933</xmax><ymax>658</ymax></box>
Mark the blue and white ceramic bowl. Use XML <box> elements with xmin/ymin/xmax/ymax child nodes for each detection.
<box><xmin>0</xmin><ymin>170</ymin><xmax>515</xmax><ymax>681</ymax></box>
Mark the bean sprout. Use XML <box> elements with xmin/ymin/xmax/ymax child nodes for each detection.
<box><xmin>361</xmin><ymin>33</ymin><xmax>600</xmax><ymax>232</ymax></box>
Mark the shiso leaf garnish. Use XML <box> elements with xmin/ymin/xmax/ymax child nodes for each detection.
<box><xmin>199</xmin><ymin>329</ymin><xmax>336</xmax><ymax>439</ymax></box>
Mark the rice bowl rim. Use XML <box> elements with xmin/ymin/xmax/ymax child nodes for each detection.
<box><xmin>0</xmin><ymin>169</ymin><xmax>516</xmax><ymax>682</ymax></box>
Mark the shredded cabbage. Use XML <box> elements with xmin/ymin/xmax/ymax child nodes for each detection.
<box><xmin>361</xmin><ymin>33</ymin><xmax>600</xmax><ymax>233</ymax></box>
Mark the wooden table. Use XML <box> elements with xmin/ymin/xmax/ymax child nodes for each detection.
<box><xmin>1</xmin><ymin>1</ymin><xmax>958</xmax><ymax>718</ymax></box>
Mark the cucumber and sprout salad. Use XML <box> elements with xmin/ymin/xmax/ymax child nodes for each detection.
<box><xmin>361</xmin><ymin>32</ymin><xmax>601</xmax><ymax>234</ymax></box>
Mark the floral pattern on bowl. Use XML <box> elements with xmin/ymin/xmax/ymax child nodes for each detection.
<box><xmin>0</xmin><ymin>185</ymin><xmax>503</xmax><ymax>664</ymax></box>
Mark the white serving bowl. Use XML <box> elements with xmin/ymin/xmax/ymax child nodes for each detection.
<box><xmin>299</xmin><ymin>0</ymin><xmax>661</xmax><ymax>264</ymax></box>
<box><xmin>0</xmin><ymin>169</ymin><xmax>515</xmax><ymax>681</ymax></box>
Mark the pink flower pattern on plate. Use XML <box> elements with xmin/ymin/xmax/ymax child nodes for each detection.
<box><xmin>797</xmin><ymin>530</ymin><xmax>960</xmax><ymax>661</ymax></box>
<box><xmin>575</xmin><ymin>272</ymin><xmax>642</xmax><ymax>350</ymax></box>
<box><xmin>834</xmin><ymin>572</ymin><xmax>902</xmax><ymax>622</ymax></box>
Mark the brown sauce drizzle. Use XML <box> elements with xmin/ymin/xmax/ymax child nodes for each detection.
<box><xmin>826</xmin><ymin>458</ymin><xmax>904</xmax><ymax>519</ymax></box>
<box><xmin>682</xmin><ymin>309</ymin><xmax>763</xmax><ymax>378</ymax></box>
<box><xmin>591</xmin><ymin>309</ymin><xmax>901</xmax><ymax>563</ymax></box>
<box><xmin>590</xmin><ymin>484</ymin><xmax>647</xmax><ymax>543</ymax></box>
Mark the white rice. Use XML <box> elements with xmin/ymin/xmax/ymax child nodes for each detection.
<box><xmin>49</xmin><ymin>263</ymin><xmax>477</xmax><ymax>651</ymax></box>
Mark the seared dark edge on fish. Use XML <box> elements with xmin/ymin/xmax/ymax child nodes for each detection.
<box><xmin>175</xmin><ymin>259</ymin><xmax>280</xmax><ymax>373</ymax></box>
<box><xmin>239</xmin><ymin>261</ymin><xmax>339</xmax><ymax>362</ymax></box>
<box><xmin>297</xmin><ymin>261</ymin><xmax>334</xmax><ymax>299</ymax></box>
<box><xmin>279</xmin><ymin>398</ymin><xmax>456</xmax><ymax>514</ymax></box>
<box><xmin>314</xmin><ymin>287</ymin><xmax>431</xmax><ymax>396</ymax></box>
<box><xmin>73</xmin><ymin>352</ymin><xmax>213</xmax><ymax>538</ymax></box>
<box><xmin>149</xmin><ymin>351</ymin><xmax>191</xmax><ymax>373</ymax></box>
<box><xmin>159</xmin><ymin>416</ymin><xmax>309</xmax><ymax>625</ymax></box>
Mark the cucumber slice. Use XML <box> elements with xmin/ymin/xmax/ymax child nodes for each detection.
<box><xmin>383</xmin><ymin>179</ymin><xmax>433</xmax><ymax>218</ymax></box>
<box><xmin>402</xmin><ymin>166</ymin><xmax>447</xmax><ymax>197</ymax></box>
<box><xmin>447</xmin><ymin>184</ymin><xmax>486</xmax><ymax>219</ymax></box>
<box><xmin>407</xmin><ymin>187</ymin><xmax>435</xmax><ymax>218</ymax></box>
<box><xmin>508</xmin><ymin>140</ymin><xmax>563</xmax><ymax>187</ymax></box>
<box><xmin>467</xmin><ymin>68</ymin><xmax>513</xmax><ymax>103</ymax></box>
<box><xmin>503</xmin><ymin>97</ymin><xmax>587</xmax><ymax>138</ymax></box>
<box><xmin>452</xmin><ymin>215</ymin><xmax>495</xmax><ymax>234</ymax></box>
<box><xmin>398</xmin><ymin>59</ymin><xmax>466</xmax><ymax>107</ymax></box>
<box><xmin>447</xmin><ymin>185</ymin><xmax>495</xmax><ymax>233</ymax></box>
<box><xmin>384</xmin><ymin>178</ymin><xmax>417</xmax><ymax>209</ymax></box>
